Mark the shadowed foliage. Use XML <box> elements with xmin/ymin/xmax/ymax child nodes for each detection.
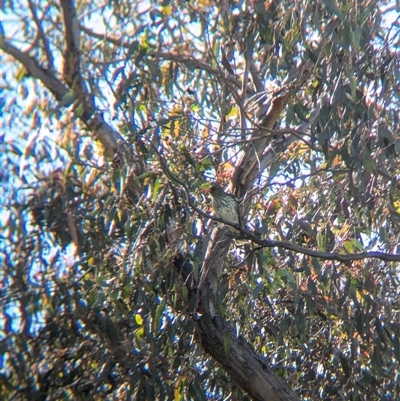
<box><xmin>1</xmin><ymin>0</ymin><xmax>399</xmax><ymax>400</ymax></box>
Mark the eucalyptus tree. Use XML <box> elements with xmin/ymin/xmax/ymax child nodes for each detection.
<box><xmin>1</xmin><ymin>0</ymin><xmax>399</xmax><ymax>400</ymax></box>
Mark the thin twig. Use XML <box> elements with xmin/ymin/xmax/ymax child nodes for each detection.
<box><xmin>152</xmin><ymin>144</ymin><xmax>400</xmax><ymax>263</ymax></box>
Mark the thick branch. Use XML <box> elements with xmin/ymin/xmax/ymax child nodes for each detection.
<box><xmin>170</xmin><ymin>217</ymin><xmax>300</xmax><ymax>401</ymax></box>
<box><xmin>232</xmin><ymin>93</ymin><xmax>289</xmax><ymax>197</ymax></box>
<box><xmin>60</xmin><ymin>0</ymin><xmax>82</xmax><ymax>87</ymax></box>
<box><xmin>196</xmin><ymin>315</ymin><xmax>300</xmax><ymax>401</ymax></box>
<box><xmin>0</xmin><ymin>37</ymin><xmax>123</xmax><ymax>154</ymax></box>
<box><xmin>0</xmin><ymin>38</ymin><xmax>68</xmax><ymax>101</ymax></box>
<box><xmin>149</xmin><ymin>57</ymin><xmax>298</xmax><ymax>401</ymax></box>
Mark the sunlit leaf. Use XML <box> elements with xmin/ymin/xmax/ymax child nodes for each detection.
<box><xmin>135</xmin><ymin>314</ymin><xmax>144</xmax><ymax>326</ymax></box>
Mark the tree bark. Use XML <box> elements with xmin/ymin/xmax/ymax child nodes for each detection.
<box><xmin>196</xmin><ymin>314</ymin><xmax>300</xmax><ymax>401</ymax></box>
<box><xmin>189</xmin><ymin>228</ymin><xmax>300</xmax><ymax>401</ymax></box>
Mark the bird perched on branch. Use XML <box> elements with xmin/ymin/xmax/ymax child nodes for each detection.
<box><xmin>205</xmin><ymin>183</ymin><xmax>242</xmax><ymax>234</ymax></box>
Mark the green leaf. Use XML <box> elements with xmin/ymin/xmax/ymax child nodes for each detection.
<box><xmin>74</xmin><ymin>102</ymin><xmax>85</xmax><ymax>118</ymax></box>
<box><xmin>340</xmin><ymin>353</ymin><xmax>351</xmax><ymax>378</ymax></box>
<box><xmin>224</xmin><ymin>331</ymin><xmax>231</xmax><ymax>357</ymax></box>
<box><xmin>391</xmin><ymin>332</ymin><xmax>400</xmax><ymax>363</ymax></box>
<box><xmin>351</xmin><ymin>238</ymin><xmax>363</xmax><ymax>252</ymax></box>
<box><xmin>135</xmin><ymin>314</ymin><xmax>143</xmax><ymax>326</ymax></box>
<box><xmin>92</xmin><ymin>291</ymin><xmax>105</xmax><ymax>308</ymax></box>
<box><xmin>294</xmin><ymin>103</ymin><xmax>309</xmax><ymax>122</ymax></box>
<box><xmin>181</xmin><ymin>285</ymin><xmax>188</xmax><ymax>303</ymax></box>
<box><xmin>344</xmin><ymin>240</ymin><xmax>354</xmax><ymax>253</ymax></box>
<box><xmin>307</xmin><ymin>277</ymin><xmax>318</xmax><ymax>295</ymax></box>
<box><xmin>322</xmin><ymin>0</ymin><xmax>345</xmax><ymax>21</ymax></box>
<box><xmin>252</xmin><ymin>284</ymin><xmax>263</xmax><ymax>299</ymax></box>
<box><xmin>311</xmin><ymin>258</ymin><xmax>322</xmax><ymax>278</ymax></box>
<box><xmin>352</xmin><ymin>26</ymin><xmax>362</xmax><ymax>50</ymax></box>
<box><xmin>15</xmin><ymin>65</ymin><xmax>30</xmax><ymax>82</ymax></box>
<box><xmin>152</xmin><ymin>177</ymin><xmax>160</xmax><ymax>203</ymax></box>
<box><xmin>59</xmin><ymin>90</ymin><xmax>76</xmax><ymax>107</ymax></box>
<box><xmin>154</xmin><ymin>299</ymin><xmax>166</xmax><ymax>333</ymax></box>
<box><xmin>345</xmin><ymin>68</ymin><xmax>357</xmax><ymax>101</ymax></box>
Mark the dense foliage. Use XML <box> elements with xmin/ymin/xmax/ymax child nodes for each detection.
<box><xmin>1</xmin><ymin>0</ymin><xmax>399</xmax><ymax>400</ymax></box>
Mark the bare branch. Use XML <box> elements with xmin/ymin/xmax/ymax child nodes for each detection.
<box><xmin>0</xmin><ymin>37</ymin><xmax>68</xmax><ymax>101</ymax></box>
<box><xmin>232</xmin><ymin>93</ymin><xmax>289</xmax><ymax>196</ymax></box>
<box><xmin>155</xmin><ymin>147</ymin><xmax>400</xmax><ymax>263</ymax></box>
<box><xmin>28</xmin><ymin>0</ymin><xmax>54</xmax><ymax>69</ymax></box>
<box><xmin>190</xmin><ymin>197</ymin><xmax>400</xmax><ymax>263</ymax></box>
<box><xmin>249</xmin><ymin>61</ymin><xmax>264</xmax><ymax>93</ymax></box>
<box><xmin>60</xmin><ymin>0</ymin><xmax>82</xmax><ymax>87</ymax></box>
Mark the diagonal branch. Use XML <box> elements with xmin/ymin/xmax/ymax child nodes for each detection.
<box><xmin>0</xmin><ymin>36</ymin><xmax>122</xmax><ymax>153</ymax></box>
<box><xmin>155</xmin><ymin>150</ymin><xmax>400</xmax><ymax>263</ymax></box>
<box><xmin>195</xmin><ymin>315</ymin><xmax>301</xmax><ymax>401</ymax></box>
<box><xmin>60</xmin><ymin>0</ymin><xmax>82</xmax><ymax>88</ymax></box>
<box><xmin>0</xmin><ymin>37</ymin><xmax>68</xmax><ymax>101</ymax></box>
<box><xmin>28</xmin><ymin>0</ymin><xmax>54</xmax><ymax>69</ymax></box>
<box><xmin>232</xmin><ymin>93</ymin><xmax>289</xmax><ymax>197</ymax></box>
<box><xmin>190</xmin><ymin>199</ymin><xmax>400</xmax><ymax>263</ymax></box>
